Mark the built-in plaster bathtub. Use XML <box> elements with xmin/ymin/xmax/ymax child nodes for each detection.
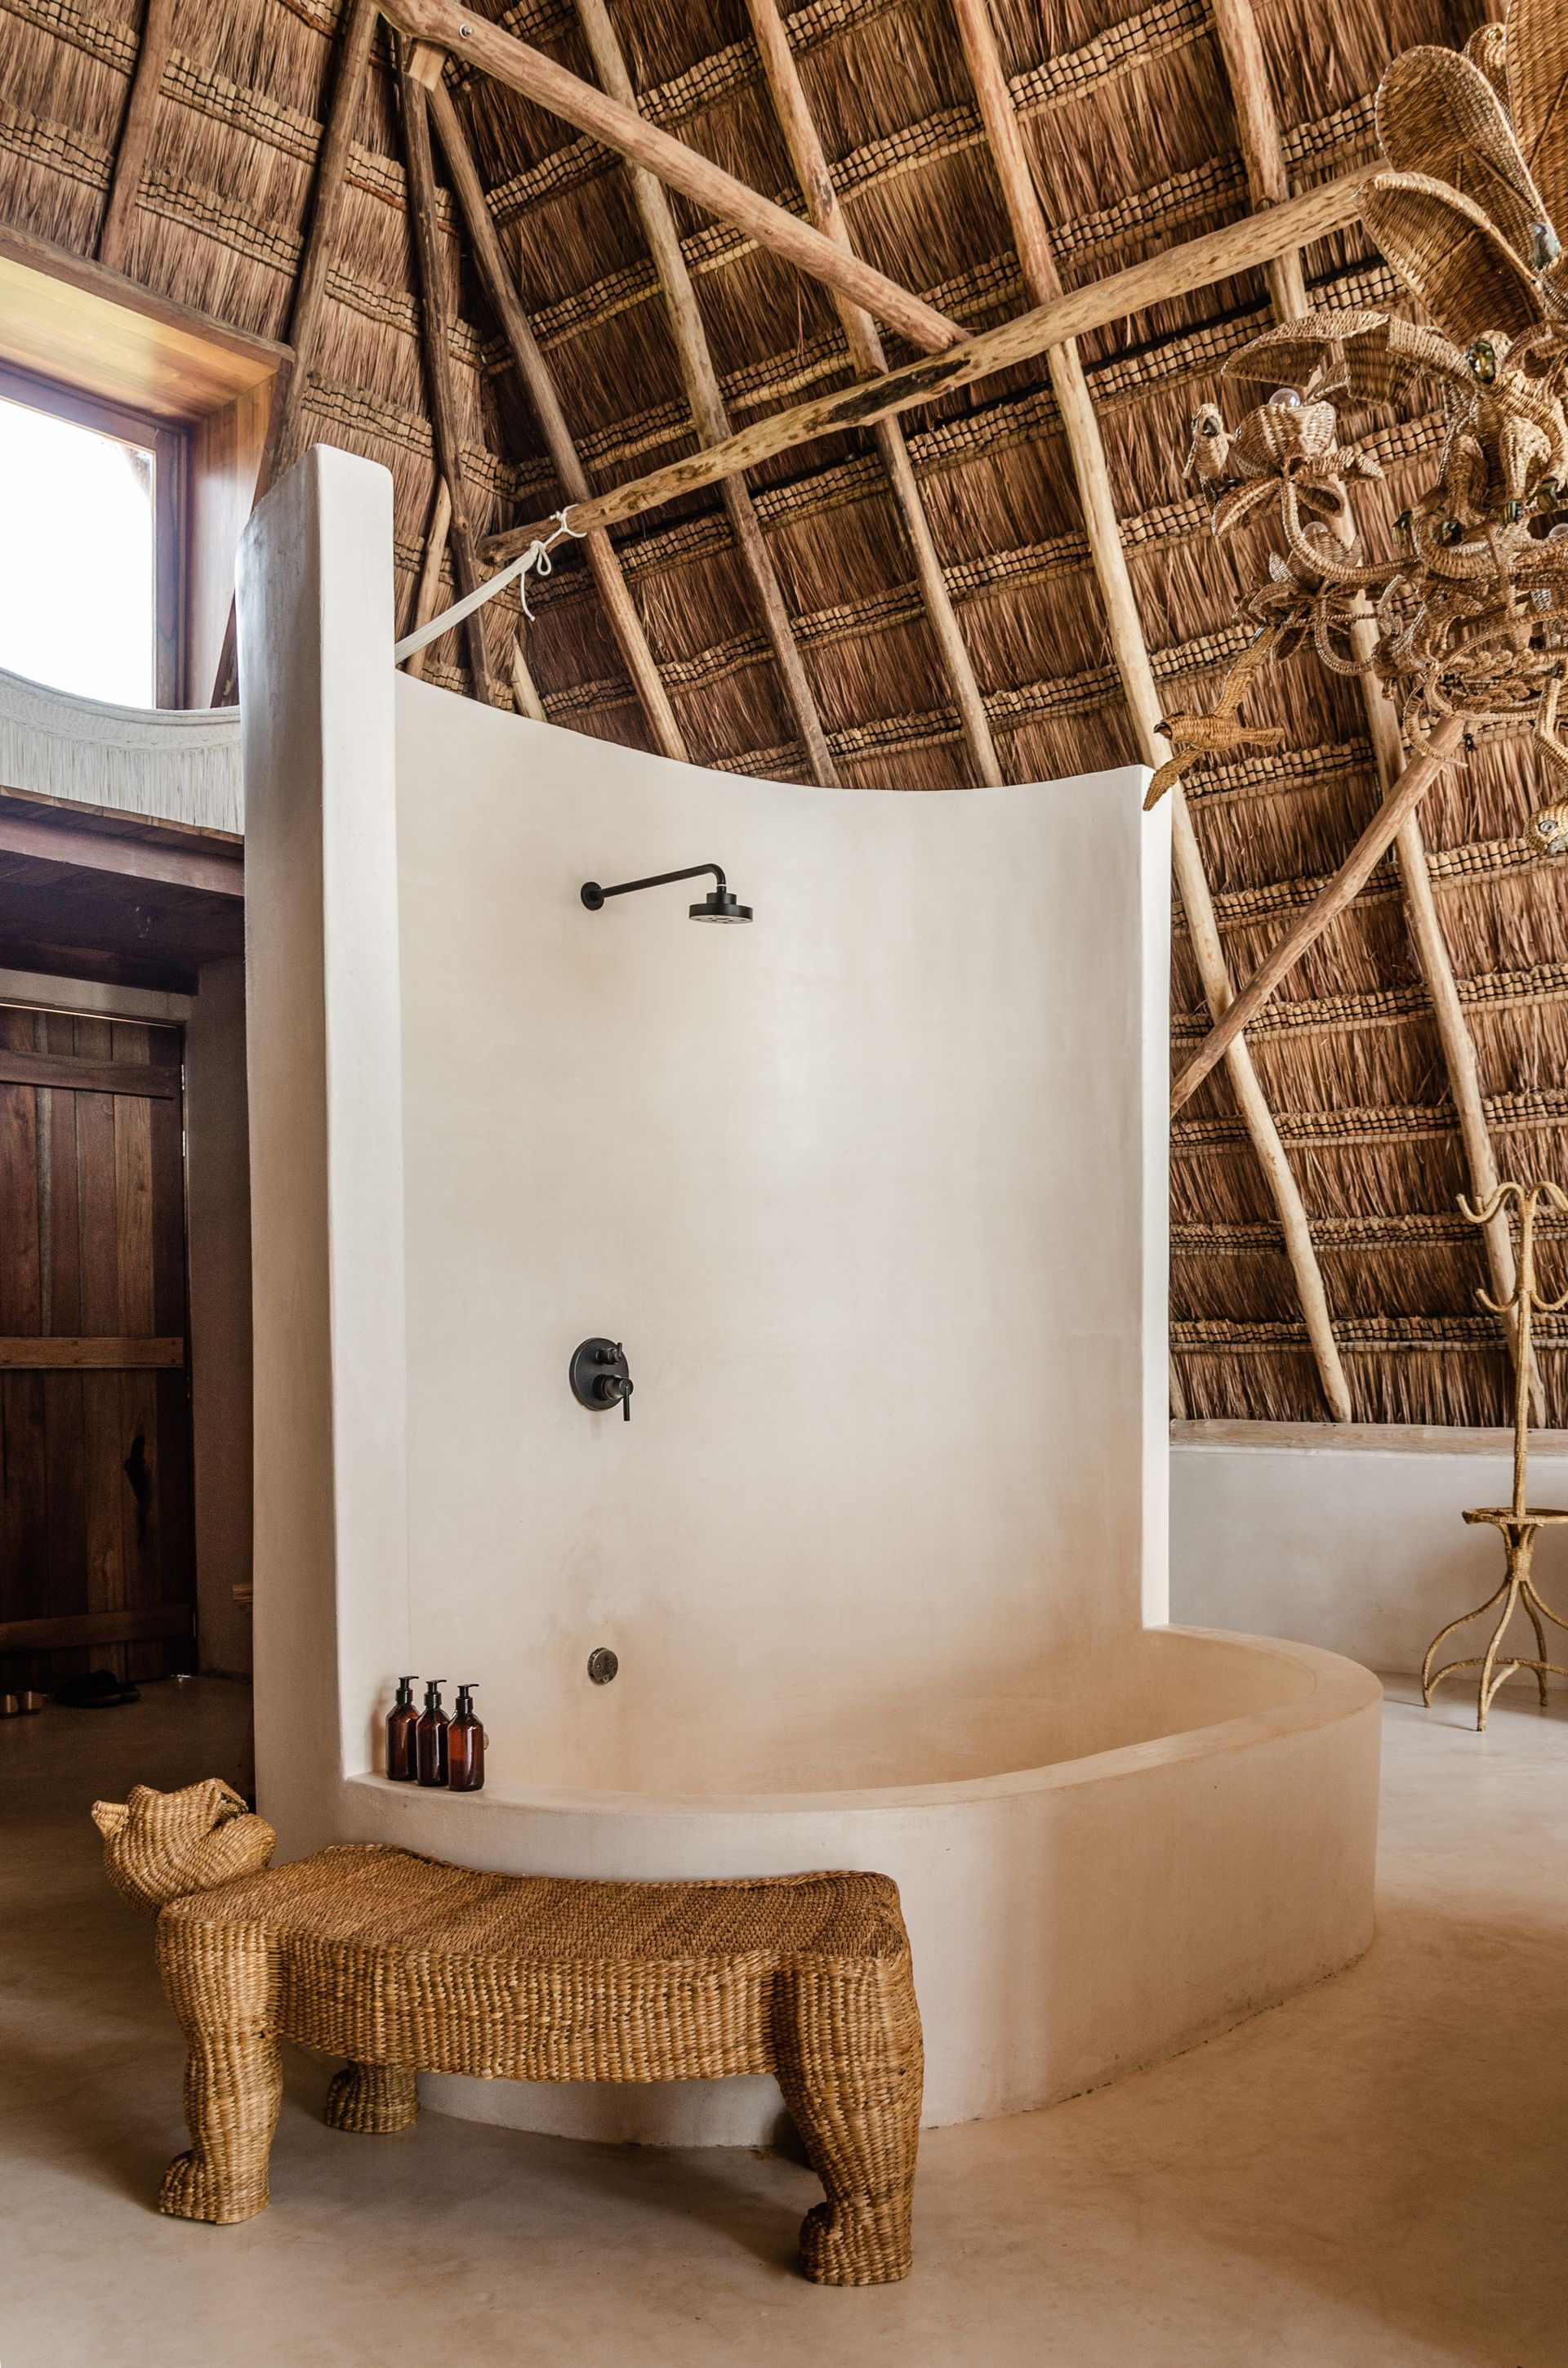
<box><xmin>345</xmin><ymin>1629</ymin><xmax>1379</xmax><ymax>2144</ymax></box>
<box><xmin>239</xmin><ymin>450</ymin><xmax>1382</xmax><ymax>2153</ymax></box>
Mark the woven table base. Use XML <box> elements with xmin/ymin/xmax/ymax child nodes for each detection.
<box><xmin>94</xmin><ymin>1782</ymin><xmax>923</xmax><ymax>2285</ymax></box>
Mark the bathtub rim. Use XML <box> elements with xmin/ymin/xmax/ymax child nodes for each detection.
<box><xmin>343</xmin><ymin>1630</ymin><xmax>1380</xmax><ymax>1822</ymax></box>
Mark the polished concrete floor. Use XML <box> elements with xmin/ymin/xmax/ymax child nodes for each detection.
<box><xmin>2</xmin><ymin>1673</ymin><xmax>1565</xmax><ymax>2367</ymax></box>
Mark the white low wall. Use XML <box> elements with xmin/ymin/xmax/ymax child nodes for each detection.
<box><xmin>1172</xmin><ymin>1420</ymin><xmax>1568</xmax><ymax>1672</ymax></box>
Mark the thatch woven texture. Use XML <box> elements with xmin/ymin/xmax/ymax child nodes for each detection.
<box><xmin>7</xmin><ymin>0</ymin><xmax>1562</xmax><ymax>1420</ymax></box>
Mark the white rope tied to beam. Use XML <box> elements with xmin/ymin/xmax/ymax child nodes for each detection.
<box><xmin>393</xmin><ymin>510</ymin><xmax>583</xmax><ymax>665</ymax></box>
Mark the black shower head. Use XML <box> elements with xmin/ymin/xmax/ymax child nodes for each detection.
<box><xmin>581</xmin><ymin>862</ymin><xmax>753</xmax><ymax>922</ymax></box>
<box><xmin>689</xmin><ymin>885</ymin><xmax>752</xmax><ymax>922</ymax></box>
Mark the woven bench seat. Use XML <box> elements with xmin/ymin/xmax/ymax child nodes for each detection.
<box><xmin>94</xmin><ymin>1782</ymin><xmax>923</xmax><ymax>2285</ymax></box>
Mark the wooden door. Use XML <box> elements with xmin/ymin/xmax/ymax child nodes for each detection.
<box><xmin>0</xmin><ymin>1005</ymin><xmax>194</xmax><ymax>1689</ymax></box>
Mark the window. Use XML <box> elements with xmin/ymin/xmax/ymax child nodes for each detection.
<box><xmin>0</xmin><ymin>365</ymin><xmax>184</xmax><ymax>707</ymax></box>
<box><xmin>0</xmin><ymin>390</ymin><xmax>158</xmax><ymax>706</ymax></box>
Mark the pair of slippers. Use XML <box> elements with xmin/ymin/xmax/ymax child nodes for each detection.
<box><xmin>52</xmin><ymin>1669</ymin><xmax>140</xmax><ymax>1710</ymax></box>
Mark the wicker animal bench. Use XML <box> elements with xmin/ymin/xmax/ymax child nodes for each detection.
<box><xmin>93</xmin><ymin>1780</ymin><xmax>922</xmax><ymax>2285</ymax></box>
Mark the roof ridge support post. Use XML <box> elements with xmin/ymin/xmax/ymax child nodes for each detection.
<box><xmin>479</xmin><ymin>172</ymin><xmax>1365</xmax><ymax>562</ymax></box>
<box><xmin>98</xmin><ymin>0</ymin><xmax>176</xmax><ymax>270</ymax></box>
<box><xmin>379</xmin><ymin>0</ymin><xmax>958</xmax><ymax>354</ymax></box>
<box><xmin>950</xmin><ymin>0</ymin><xmax>1350</xmax><ymax>1420</ymax></box>
<box><xmin>743</xmin><ymin>0</ymin><xmax>1002</xmax><ymax>787</ymax></box>
<box><xmin>396</xmin><ymin>41</ymin><xmax>497</xmax><ymax>704</ymax></box>
<box><xmin>570</xmin><ymin>0</ymin><xmax>837</xmax><ymax>786</ymax></box>
<box><xmin>425</xmin><ymin>77</ymin><xmax>688</xmax><ymax>762</ymax></box>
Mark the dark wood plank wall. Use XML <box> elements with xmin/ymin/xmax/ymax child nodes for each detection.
<box><xmin>0</xmin><ymin>1006</ymin><xmax>194</xmax><ymax>1689</ymax></box>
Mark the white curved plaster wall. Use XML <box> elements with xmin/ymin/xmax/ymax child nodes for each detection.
<box><xmin>239</xmin><ymin>448</ymin><xmax>1378</xmax><ymax>2151</ymax></box>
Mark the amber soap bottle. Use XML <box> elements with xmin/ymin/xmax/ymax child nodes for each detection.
<box><xmin>385</xmin><ymin>1676</ymin><xmax>419</xmax><ymax>1782</ymax></box>
<box><xmin>448</xmin><ymin>1685</ymin><xmax>485</xmax><ymax>1793</ymax></box>
<box><xmin>416</xmin><ymin>1680</ymin><xmax>450</xmax><ymax>1786</ymax></box>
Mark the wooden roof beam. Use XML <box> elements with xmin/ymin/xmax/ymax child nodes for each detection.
<box><xmin>97</xmin><ymin>0</ymin><xmax>176</xmax><ymax>271</ymax></box>
<box><xmin>379</xmin><ymin>0</ymin><xmax>958</xmax><ymax>355</ymax></box>
<box><xmin>425</xmin><ymin>77</ymin><xmax>688</xmax><ymax>762</ymax></box>
<box><xmin>481</xmin><ymin>171</ymin><xmax>1365</xmax><ymax>562</ymax></box>
<box><xmin>1209</xmin><ymin>0</ymin><xmax>1307</xmax><ymax>320</ymax></box>
<box><xmin>744</xmin><ymin>0</ymin><xmax>1001</xmax><ymax>787</ymax></box>
<box><xmin>277</xmin><ymin>0</ymin><xmax>379</xmax><ymax>475</ymax></box>
<box><xmin>397</xmin><ymin>43</ymin><xmax>497</xmax><ymax>704</ymax></box>
<box><xmin>571</xmin><ymin>0</ymin><xmax>836</xmax><ymax>785</ymax></box>
<box><xmin>951</xmin><ymin>0</ymin><xmax>1348</xmax><ymax>1420</ymax></box>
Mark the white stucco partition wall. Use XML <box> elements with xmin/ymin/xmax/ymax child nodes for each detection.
<box><xmin>238</xmin><ymin>447</ymin><xmax>409</xmax><ymax>1851</ymax></box>
<box><xmin>240</xmin><ymin>449</ymin><xmax>1379</xmax><ymax>2147</ymax></box>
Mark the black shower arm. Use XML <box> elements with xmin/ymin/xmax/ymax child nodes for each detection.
<box><xmin>581</xmin><ymin>863</ymin><xmax>726</xmax><ymax>908</ymax></box>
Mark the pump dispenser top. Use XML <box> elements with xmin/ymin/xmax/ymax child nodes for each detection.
<box><xmin>416</xmin><ymin>1679</ymin><xmax>449</xmax><ymax>1786</ymax></box>
<box><xmin>385</xmin><ymin>1675</ymin><xmax>420</xmax><ymax>1782</ymax></box>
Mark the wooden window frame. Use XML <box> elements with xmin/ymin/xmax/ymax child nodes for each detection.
<box><xmin>0</xmin><ymin>358</ymin><xmax>187</xmax><ymax>708</ymax></box>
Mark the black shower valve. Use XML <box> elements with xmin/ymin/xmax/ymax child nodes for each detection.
<box><xmin>570</xmin><ymin>1336</ymin><xmax>634</xmax><ymax>1421</ymax></box>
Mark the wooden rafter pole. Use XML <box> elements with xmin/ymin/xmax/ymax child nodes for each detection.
<box><xmin>425</xmin><ymin>78</ymin><xmax>688</xmax><ymax>761</ymax></box>
<box><xmin>209</xmin><ymin>0</ymin><xmax>377</xmax><ymax>701</ymax></box>
<box><xmin>1208</xmin><ymin>0</ymin><xmax>1307</xmax><ymax>321</ymax></box>
<box><xmin>98</xmin><ymin>0</ymin><xmax>176</xmax><ymax>269</ymax></box>
<box><xmin>277</xmin><ymin>0</ymin><xmax>380</xmax><ymax>473</ymax></box>
<box><xmin>571</xmin><ymin>0</ymin><xmax>836</xmax><ymax>785</ymax></box>
<box><xmin>402</xmin><ymin>475</ymin><xmax>452</xmax><ymax>682</ymax></box>
<box><xmin>1170</xmin><ymin>716</ymin><xmax>1468</xmax><ymax>1110</ymax></box>
<box><xmin>396</xmin><ymin>42</ymin><xmax>496</xmax><ymax>704</ymax></box>
<box><xmin>1209</xmin><ymin>0</ymin><xmax>1536</xmax><ymax>1411</ymax></box>
<box><xmin>380</xmin><ymin>0</ymin><xmax>959</xmax><ymax>354</ymax></box>
<box><xmin>951</xmin><ymin>0</ymin><xmax>1349</xmax><ymax>1420</ymax></box>
<box><xmin>744</xmin><ymin>0</ymin><xmax>1001</xmax><ymax>787</ymax></box>
<box><xmin>481</xmin><ymin>172</ymin><xmax>1365</xmax><ymax>562</ymax></box>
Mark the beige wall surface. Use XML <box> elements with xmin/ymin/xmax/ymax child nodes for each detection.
<box><xmin>1172</xmin><ymin>1420</ymin><xmax>1568</xmax><ymax>1674</ymax></box>
<box><xmin>392</xmin><ymin>680</ymin><xmax>1170</xmax><ymax>1795</ymax></box>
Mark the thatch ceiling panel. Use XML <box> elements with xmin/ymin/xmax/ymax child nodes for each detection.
<box><xmin>4</xmin><ymin>0</ymin><xmax>1566</xmax><ymax>1424</ymax></box>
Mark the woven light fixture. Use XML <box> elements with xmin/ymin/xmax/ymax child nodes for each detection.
<box><xmin>1150</xmin><ymin>4</ymin><xmax>1568</xmax><ymax>855</ymax></box>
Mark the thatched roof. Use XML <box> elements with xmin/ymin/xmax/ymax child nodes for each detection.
<box><xmin>6</xmin><ymin>0</ymin><xmax>1565</xmax><ymax>1425</ymax></box>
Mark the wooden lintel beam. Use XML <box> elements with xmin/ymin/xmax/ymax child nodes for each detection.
<box><xmin>397</xmin><ymin>49</ymin><xmax>496</xmax><ymax>704</ymax></box>
<box><xmin>745</xmin><ymin>0</ymin><xmax>1000</xmax><ymax>787</ymax></box>
<box><xmin>572</xmin><ymin>0</ymin><xmax>835</xmax><ymax>784</ymax></box>
<box><xmin>951</xmin><ymin>0</ymin><xmax>1349</xmax><ymax>1423</ymax></box>
<box><xmin>97</xmin><ymin>0</ymin><xmax>177</xmax><ymax>271</ymax></box>
<box><xmin>0</xmin><ymin>808</ymin><xmax>242</xmax><ymax>896</ymax></box>
<box><xmin>380</xmin><ymin>0</ymin><xmax>959</xmax><ymax>355</ymax></box>
<box><xmin>425</xmin><ymin>78</ymin><xmax>688</xmax><ymax>761</ymax></box>
<box><xmin>482</xmin><ymin>171</ymin><xmax>1365</xmax><ymax>563</ymax></box>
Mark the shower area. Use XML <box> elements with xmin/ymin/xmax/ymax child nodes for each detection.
<box><xmin>242</xmin><ymin>448</ymin><xmax>1380</xmax><ymax>2147</ymax></box>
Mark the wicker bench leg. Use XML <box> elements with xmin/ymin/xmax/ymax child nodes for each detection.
<box><xmin>324</xmin><ymin>2062</ymin><xmax>421</xmax><ymax>2134</ymax></box>
<box><xmin>773</xmin><ymin>1968</ymin><xmax>923</xmax><ymax>2285</ymax></box>
<box><xmin>157</xmin><ymin>1924</ymin><xmax>281</xmax><ymax>2223</ymax></box>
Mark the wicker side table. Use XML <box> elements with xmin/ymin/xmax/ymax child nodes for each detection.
<box><xmin>95</xmin><ymin>1785</ymin><xmax>922</xmax><ymax>2285</ymax></box>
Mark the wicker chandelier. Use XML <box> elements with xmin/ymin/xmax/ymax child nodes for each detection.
<box><xmin>1149</xmin><ymin>7</ymin><xmax>1568</xmax><ymax>855</ymax></box>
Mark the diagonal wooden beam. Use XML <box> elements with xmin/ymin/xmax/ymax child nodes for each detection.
<box><xmin>380</xmin><ymin>0</ymin><xmax>957</xmax><ymax>353</ymax></box>
<box><xmin>951</xmin><ymin>0</ymin><xmax>1348</xmax><ymax>1419</ymax></box>
<box><xmin>480</xmin><ymin>172</ymin><xmax>1365</xmax><ymax>563</ymax></box>
<box><xmin>425</xmin><ymin>77</ymin><xmax>688</xmax><ymax>762</ymax></box>
<box><xmin>571</xmin><ymin>0</ymin><xmax>836</xmax><ymax>785</ymax></box>
<box><xmin>97</xmin><ymin>0</ymin><xmax>176</xmax><ymax>270</ymax></box>
<box><xmin>743</xmin><ymin>0</ymin><xmax>1001</xmax><ymax>787</ymax></box>
<box><xmin>1169</xmin><ymin>716</ymin><xmax>1467</xmax><ymax>1111</ymax></box>
<box><xmin>396</xmin><ymin>43</ymin><xmax>496</xmax><ymax>704</ymax></box>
